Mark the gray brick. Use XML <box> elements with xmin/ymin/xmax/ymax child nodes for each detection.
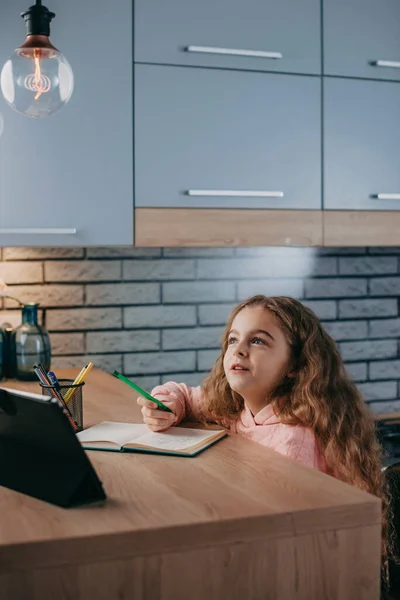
<box><xmin>369</xmin><ymin>360</ymin><xmax>400</xmax><ymax>381</ymax></box>
<box><xmin>235</xmin><ymin>248</ymin><xmax>268</xmax><ymax>257</ymax></box>
<box><xmin>161</xmin><ymin>372</ymin><xmax>207</xmax><ymax>386</ymax></box>
<box><xmin>318</xmin><ymin>247</ymin><xmax>367</xmax><ymax>255</ymax></box>
<box><xmin>370</xmin><ymin>277</ymin><xmax>400</xmax><ymax>296</ymax></box>
<box><xmin>311</xmin><ymin>257</ymin><xmax>338</xmax><ymax>276</ymax></box>
<box><xmin>339</xmin><ymin>340</ymin><xmax>398</xmax><ymax>361</ymax></box>
<box><xmin>123</xmin><ymin>260</ymin><xmax>195</xmax><ymax>281</ymax></box>
<box><xmin>305</xmin><ymin>278</ymin><xmax>367</xmax><ymax>298</ymax></box>
<box><xmin>87</xmin><ymin>330</ymin><xmax>160</xmax><ymax>353</ymax></box>
<box><xmin>3</xmin><ymin>247</ymin><xmax>84</xmax><ymax>259</ymax></box>
<box><xmin>238</xmin><ymin>279</ymin><xmax>304</xmax><ymax>301</ymax></box>
<box><xmin>357</xmin><ymin>381</ymin><xmax>397</xmax><ymax>401</ymax></box>
<box><xmin>162</xmin><ymin>327</ymin><xmax>223</xmax><ymax>350</ymax></box>
<box><xmin>370</xmin><ymin>319</ymin><xmax>400</xmax><ymax>339</ymax></box>
<box><xmin>339</xmin><ymin>299</ymin><xmax>397</xmax><ymax>319</ymax></box>
<box><xmin>163</xmin><ymin>281</ymin><xmax>235</xmax><ymax>304</ymax></box>
<box><xmin>367</xmin><ymin>400</ymin><xmax>400</xmax><ymax>415</ymax></box>
<box><xmin>163</xmin><ymin>248</ymin><xmax>235</xmax><ymax>257</ymax></box>
<box><xmin>86</xmin><ymin>283</ymin><xmax>160</xmax><ymax>306</ymax></box>
<box><xmin>0</xmin><ymin>262</ymin><xmax>42</xmax><ymax>284</ymax></box>
<box><xmin>45</xmin><ymin>261</ymin><xmax>121</xmax><ymax>282</ymax></box>
<box><xmin>302</xmin><ymin>300</ymin><xmax>337</xmax><ymax>320</ymax></box>
<box><xmin>322</xmin><ymin>320</ymin><xmax>368</xmax><ymax>341</ymax></box>
<box><xmin>345</xmin><ymin>362</ymin><xmax>367</xmax><ymax>382</ymax></box>
<box><xmin>50</xmin><ymin>333</ymin><xmax>85</xmax><ymax>355</ymax></box>
<box><xmin>124</xmin><ymin>305</ymin><xmax>196</xmax><ymax>328</ymax></box>
<box><xmin>197</xmin><ymin>257</ymin><xmax>335</xmax><ymax>279</ymax></box>
<box><xmin>339</xmin><ymin>256</ymin><xmax>397</xmax><ymax>275</ymax></box>
<box><xmin>47</xmin><ymin>308</ymin><xmax>122</xmax><ymax>331</ymax></box>
<box><xmin>236</xmin><ymin>247</ymin><xmax>315</xmax><ymax>258</ymax></box>
<box><xmin>87</xmin><ymin>247</ymin><xmax>161</xmax><ymax>258</ymax></box>
<box><xmin>368</xmin><ymin>247</ymin><xmax>400</xmax><ymax>255</ymax></box>
<box><xmin>124</xmin><ymin>351</ymin><xmax>196</xmax><ymax>375</ymax></box>
<box><xmin>129</xmin><ymin>375</ymin><xmax>161</xmax><ymax>391</ymax></box>
<box><xmin>4</xmin><ymin>285</ymin><xmax>83</xmax><ymax>308</ymax></box>
<box><xmin>198</xmin><ymin>349</ymin><xmax>221</xmax><ymax>371</ymax></box>
<box><xmin>51</xmin><ymin>354</ymin><xmax>123</xmax><ymax>373</ymax></box>
<box><xmin>200</xmin><ymin>299</ymin><xmax>338</xmax><ymax>326</ymax></box>
<box><xmin>198</xmin><ymin>303</ymin><xmax>236</xmax><ymax>325</ymax></box>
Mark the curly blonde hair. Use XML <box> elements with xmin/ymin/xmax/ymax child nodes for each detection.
<box><xmin>203</xmin><ymin>295</ymin><xmax>393</xmax><ymax>577</ymax></box>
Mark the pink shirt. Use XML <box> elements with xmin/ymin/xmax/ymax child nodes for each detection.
<box><xmin>152</xmin><ymin>382</ymin><xmax>327</xmax><ymax>472</ymax></box>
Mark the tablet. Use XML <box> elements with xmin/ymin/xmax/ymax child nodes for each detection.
<box><xmin>0</xmin><ymin>386</ymin><xmax>106</xmax><ymax>507</ymax></box>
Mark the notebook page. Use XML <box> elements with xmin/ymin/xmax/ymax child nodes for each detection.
<box><xmin>130</xmin><ymin>427</ymin><xmax>224</xmax><ymax>451</ymax></box>
<box><xmin>77</xmin><ymin>421</ymin><xmax>149</xmax><ymax>446</ymax></box>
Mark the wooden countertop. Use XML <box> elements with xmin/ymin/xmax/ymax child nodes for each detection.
<box><xmin>0</xmin><ymin>369</ymin><xmax>381</xmax><ymax>574</ymax></box>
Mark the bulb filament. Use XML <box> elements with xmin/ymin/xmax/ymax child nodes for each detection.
<box><xmin>24</xmin><ymin>49</ymin><xmax>51</xmax><ymax>99</ymax></box>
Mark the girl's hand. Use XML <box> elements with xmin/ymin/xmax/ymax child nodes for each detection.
<box><xmin>137</xmin><ymin>395</ymin><xmax>178</xmax><ymax>432</ymax></box>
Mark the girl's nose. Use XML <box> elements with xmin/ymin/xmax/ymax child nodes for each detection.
<box><xmin>234</xmin><ymin>343</ymin><xmax>248</xmax><ymax>357</ymax></box>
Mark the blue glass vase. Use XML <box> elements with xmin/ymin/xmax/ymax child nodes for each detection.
<box><xmin>11</xmin><ymin>303</ymin><xmax>51</xmax><ymax>381</ymax></box>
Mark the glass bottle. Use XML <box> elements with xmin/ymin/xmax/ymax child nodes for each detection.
<box><xmin>3</xmin><ymin>326</ymin><xmax>14</xmax><ymax>378</ymax></box>
<box><xmin>0</xmin><ymin>327</ymin><xmax>6</xmax><ymax>380</ymax></box>
<box><xmin>11</xmin><ymin>303</ymin><xmax>51</xmax><ymax>380</ymax></box>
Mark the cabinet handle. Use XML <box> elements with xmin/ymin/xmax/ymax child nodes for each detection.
<box><xmin>0</xmin><ymin>228</ymin><xmax>77</xmax><ymax>234</ymax></box>
<box><xmin>371</xmin><ymin>60</ymin><xmax>400</xmax><ymax>69</ymax></box>
<box><xmin>186</xmin><ymin>190</ymin><xmax>284</xmax><ymax>198</ymax></box>
<box><xmin>185</xmin><ymin>46</ymin><xmax>283</xmax><ymax>60</ymax></box>
<box><xmin>374</xmin><ymin>194</ymin><xmax>400</xmax><ymax>200</ymax></box>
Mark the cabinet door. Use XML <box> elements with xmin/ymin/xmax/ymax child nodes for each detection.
<box><xmin>135</xmin><ymin>0</ymin><xmax>321</xmax><ymax>75</ymax></box>
<box><xmin>0</xmin><ymin>0</ymin><xmax>133</xmax><ymax>247</ymax></box>
<box><xmin>324</xmin><ymin>0</ymin><xmax>400</xmax><ymax>81</ymax></box>
<box><xmin>324</xmin><ymin>78</ymin><xmax>400</xmax><ymax>210</ymax></box>
<box><xmin>135</xmin><ymin>65</ymin><xmax>321</xmax><ymax>210</ymax></box>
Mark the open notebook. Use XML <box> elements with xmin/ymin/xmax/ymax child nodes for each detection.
<box><xmin>77</xmin><ymin>421</ymin><xmax>227</xmax><ymax>457</ymax></box>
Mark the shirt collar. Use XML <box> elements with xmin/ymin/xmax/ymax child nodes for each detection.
<box><xmin>241</xmin><ymin>402</ymin><xmax>281</xmax><ymax>426</ymax></box>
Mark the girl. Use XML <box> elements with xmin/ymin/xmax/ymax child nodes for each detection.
<box><xmin>137</xmin><ymin>295</ymin><xmax>392</xmax><ymax>577</ymax></box>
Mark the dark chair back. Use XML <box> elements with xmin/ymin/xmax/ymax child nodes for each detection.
<box><xmin>383</xmin><ymin>463</ymin><xmax>400</xmax><ymax>598</ymax></box>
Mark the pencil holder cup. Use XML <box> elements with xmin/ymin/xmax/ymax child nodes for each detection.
<box><xmin>40</xmin><ymin>378</ymin><xmax>85</xmax><ymax>432</ymax></box>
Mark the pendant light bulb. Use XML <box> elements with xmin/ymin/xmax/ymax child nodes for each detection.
<box><xmin>0</xmin><ymin>0</ymin><xmax>74</xmax><ymax>118</ymax></box>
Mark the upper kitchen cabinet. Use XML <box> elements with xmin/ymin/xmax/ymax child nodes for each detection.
<box><xmin>134</xmin><ymin>0</ymin><xmax>321</xmax><ymax>75</ymax></box>
<box><xmin>135</xmin><ymin>65</ymin><xmax>321</xmax><ymax>210</ymax></box>
<box><xmin>324</xmin><ymin>0</ymin><xmax>400</xmax><ymax>81</ymax></box>
<box><xmin>324</xmin><ymin>78</ymin><xmax>400</xmax><ymax>210</ymax></box>
<box><xmin>0</xmin><ymin>0</ymin><xmax>133</xmax><ymax>246</ymax></box>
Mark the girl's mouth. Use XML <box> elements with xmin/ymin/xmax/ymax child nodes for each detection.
<box><xmin>231</xmin><ymin>364</ymin><xmax>249</xmax><ymax>372</ymax></box>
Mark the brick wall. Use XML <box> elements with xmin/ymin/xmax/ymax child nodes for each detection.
<box><xmin>1</xmin><ymin>245</ymin><xmax>400</xmax><ymax>415</ymax></box>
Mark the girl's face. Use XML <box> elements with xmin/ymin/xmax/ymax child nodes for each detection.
<box><xmin>223</xmin><ymin>306</ymin><xmax>293</xmax><ymax>406</ymax></box>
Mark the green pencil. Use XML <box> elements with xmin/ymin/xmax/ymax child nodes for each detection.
<box><xmin>113</xmin><ymin>371</ymin><xmax>173</xmax><ymax>413</ymax></box>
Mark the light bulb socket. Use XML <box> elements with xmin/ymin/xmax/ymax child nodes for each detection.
<box><xmin>21</xmin><ymin>1</ymin><xmax>55</xmax><ymax>37</ymax></box>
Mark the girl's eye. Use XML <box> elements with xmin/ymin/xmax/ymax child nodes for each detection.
<box><xmin>252</xmin><ymin>337</ymin><xmax>266</xmax><ymax>345</ymax></box>
<box><xmin>227</xmin><ymin>337</ymin><xmax>237</xmax><ymax>345</ymax></box>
